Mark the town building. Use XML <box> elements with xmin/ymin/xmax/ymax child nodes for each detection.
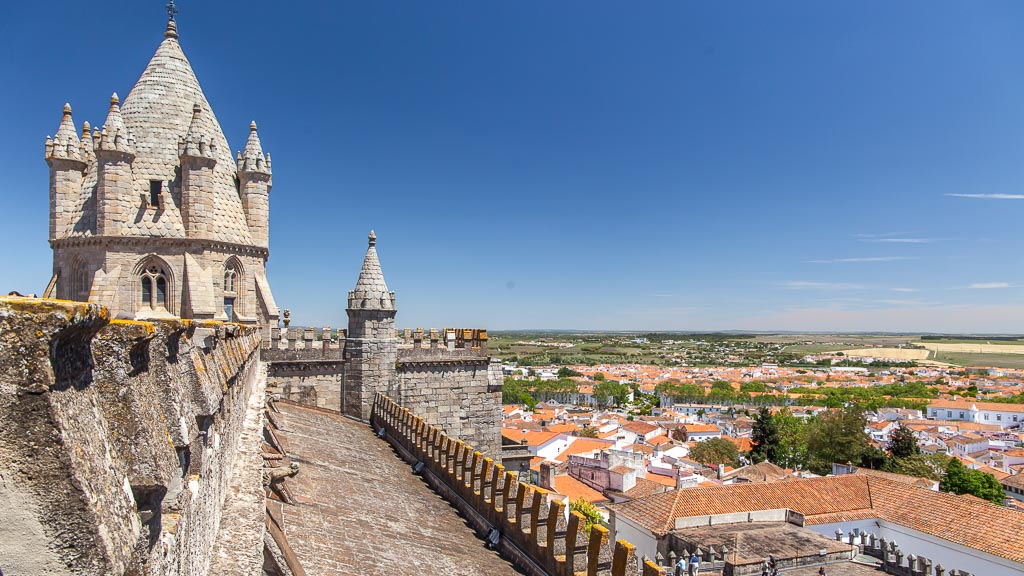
<box><xmin>927</xmin><ymin>399</ymin><xmax>1024</xmax><ymax>426</ymax></box>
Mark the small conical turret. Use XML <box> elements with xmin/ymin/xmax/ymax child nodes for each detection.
<box><xmin>179</xmin><ymin>103</ymin><xmax>215</xmax><ymax>159</ymax></box>
<box><xmin>348</xmin><ymin>230</ymin><xmax>396</xmax><ymax>311</ymax></box>
<box><xmin>79</xmin><ymin>121</ymin><xmax>94</xmax><ymax>160</ymax></box>
<box><xmin>46</xmin><ymin>104</ymin><xmax>87</xmax><ymax>241</ymax></box>
<box><xmin>46</xmin><ymin>103</ymin><xmax>82</xmax><ymax>161</ymax></box>
<box><xmin>238</xmin><ymin>120</ymin><xmax>271</xmax><ymax>174</ymax></box>
<box><xmin>55</xmin><ymin>104</ymin><xmax>79</xmax><ymax>144</ymax></box>
<box><xmin>96</xmin><ymin>93</ymin><xmax>135</xmax><ymax>155</ymax></box>
<box><xmin>238</xmin><ymin>120</ymin><xmax>273</xmax><ymax>248</ymax></box>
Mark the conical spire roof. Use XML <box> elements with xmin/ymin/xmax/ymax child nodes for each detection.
<box><xmin>117</xmin><ymin>28</ymin><xmax>253</xmax><ymax>244</ymax></box>
<box><xmin>54</xmin><ymin>103</ymin><xmax>79</xmax><ymax>144</ymax></box>
<box><xmin>348</xmin><ymin>231</ymin><xmax>396</xmax><ymax>311</ymax></box>
<box><xmin>239</xmin><ymin>121</ymin><xmax>270</xmax><ymax>173</ymax></box>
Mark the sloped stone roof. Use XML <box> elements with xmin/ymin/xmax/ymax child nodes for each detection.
<box><xmin>271</xmin><ymin>401</ymin><xmax>519</xmax><ymax>575</ymax></box>
<box><xmin>348</xmin><ymin>231</ymin><xmax>396</xmax><ymax>311</ymax></box>
<box><xmin>62</xmin><ymin>31</ymin><xmax>254</xmax><ymax>245</ymax></box>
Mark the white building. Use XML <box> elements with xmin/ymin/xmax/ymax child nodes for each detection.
<box><xmin>927</xmin><ymin>399</ymin><xmax>1024</xmax><ymax>426</ymax></box>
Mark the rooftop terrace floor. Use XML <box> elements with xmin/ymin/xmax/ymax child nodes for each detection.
<box><xmin>273</xmin><ymin>401</ymin><xmax>522</xmax><ymax>575</ymax></box>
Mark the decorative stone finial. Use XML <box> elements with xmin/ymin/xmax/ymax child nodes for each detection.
<box><xmin>192</xmin><ymin>103</ymin><xmax>202</xmax><ymax>117</ymax></box>
<box><xmin>110</xmin><ymin>93</ymin><xmax>120</xmax><ymax>109</ymax></box>
<box><xmin>63</xmin><ymin>103</ymin><xmax>72</xmax><ymax>116</ymax></box>
<box><xmin>250</xmin><ymin>121</ymin><xmax>258</xmax><ymax>132</ymax></box>
<box><xmin>368</xmin><ymin>230</ymin><xmax>377</xmax><ymax>247</ymax></box>
<box><xmin>165</xmin><ymin>1</ymin><xmax>180</xmax><ymax>38</ymax></box>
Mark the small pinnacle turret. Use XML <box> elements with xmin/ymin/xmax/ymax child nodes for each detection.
<box><xmin>45</xmin><ymin>103</ymin><xmax>83</xmax><ymax>162</ymax></box>
<box><xmin>96</xmin><ymin>94</ymin><xmax>136</xmax><ymax>156</ymax></box>
<box><xmin>238</xmin><ymin>121</ymin><xmax>271</xmax><ymax>174</ymax></box>
<box><xmin>178</xmin><ymin>103</ymin><xmax>216</xmax><ymax>159</ymax></box>
<box><xmin>348</xmin><ymin>230</ymin><xmax>396</xmax><ymax>311</ymax></box>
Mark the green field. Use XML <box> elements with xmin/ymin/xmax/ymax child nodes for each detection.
<box><xmin>930</xmin><ymin>352</ymin><xmax>1024</xmax><ymax>369</ymax></box>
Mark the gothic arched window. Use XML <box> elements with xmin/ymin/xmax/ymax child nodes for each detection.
<box><xmin>223</xmin><ymin>260</ymin><xmax>242</xmax><ymax>321</ymax></box>
<box><xmin>70</xmin><ymin>258</ymin><xmax>89</xmax><ymax>302</ymax></box>
<box><xmin>140</xmin><ymin>265</ymin><xmax>168</xmax><ymax>310</ymax></box>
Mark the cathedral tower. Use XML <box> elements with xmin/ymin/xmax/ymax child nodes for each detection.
<box><xmin>44</xmin><ymin>9</ymin><xmax>279</xmax><ymax>336</ymax></box>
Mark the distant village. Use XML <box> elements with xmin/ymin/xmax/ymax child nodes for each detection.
<box><xmin>500</xmin><ymin>353</ymin><xmax>1024</xmax><ymax>575</ymax></box>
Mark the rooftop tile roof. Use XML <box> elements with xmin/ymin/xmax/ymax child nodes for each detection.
<box><xmin>611</xmin><ymin>474</ymin><xmax>1024</xmax><ymax>565</ymax></box>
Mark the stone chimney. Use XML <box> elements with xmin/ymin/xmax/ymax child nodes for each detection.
<box><xmin>539</xmin><ymin>461</ymin><xmax>557</xmax><ymax>491</ymax></box>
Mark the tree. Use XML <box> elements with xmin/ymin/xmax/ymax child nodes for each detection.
<box><xmin>750</xmin><ymin>407</ymin><xmax>781</xmax><ymax>464</ymax></box>
<box><xmin>558</xmin><ymin>367</ymin><xmax>582</xmax><ymax>378</ymax></box>
<box><xmin>740</xmin><ymin>381</ymin><xmax>768</xmax><ymax>394</ymax></box>
<box><xmin>571</xmin><ymin>497</ymin><xmax>604</xmax><ymax>532</ymax></box>
<box><xmin>886</xmin><ymin>424</ymin><xmax>920</xmax><ymax>459</ymax></box>
<box><xmin>578</xmin><ymin>426</ymin><xmax>600</xmax><ymax>438</ymax></box>
<box><xmin>773</xmin><ymin>409</ymin><xmax>809</xmax><ymax>470</ymax></box>
<box><xmin>593</xmin><ymin>380</ymin><xmax>629</xmax><ymax>407</ymax></box>
<box><xmin>689</xmin><ymin>437</ymin><xmax>739</xmax><ymax>467</ymax></box>
<box><xmin>805</xmin><ymin>407</ymin><xmax>870</xmax><ymax>475</ymax></box>
<box><xmin>883</xmin><ymin>453</ymin><xmax>950</xmax><ymax>481</ymax></box>
<box><xmin>502</xmin><ymin>378</ymin><xmax>537</xmax><ymax>410</ymax></box>
<box><xmin>940</xmin><ymin>458</ymin><xmax>1004</xmax><ymax>504</ymax></box>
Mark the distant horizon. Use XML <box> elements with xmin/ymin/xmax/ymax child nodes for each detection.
<box><xmin>4</xmin><ymin>2</ymin><xmax>1024</xmax><ymax>332</ymax></box>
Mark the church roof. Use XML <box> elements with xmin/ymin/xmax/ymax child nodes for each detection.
<box><xmin>61</xmin><ymin>22</ymin><xmax>254</xmax><ymax>245</ymax></box>
<box><xmin>348</xmin><ymin>231</ymin><xmax>396</xmax><ymax>311</ymax></box>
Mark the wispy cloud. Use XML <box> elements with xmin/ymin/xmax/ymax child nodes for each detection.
<box><xmin>779</xmin><ymin>281</ymin><xmax>865</xmax><ymax>290</ymax></box>
<box><xmin>808</xmin><ymin>256</ymin><xmax>914</xmax><ymax>264</ymax></box>
<box><xmin>867</xmin><ymin>238</ymin><xmax>931</xmax><ymax>244</ymax></box>
<box><xmin>854</xmin><ymin>233</ymin><xmax>932</xmax><ymax>244</ymax></box>
<box><xmin>890</xmin><ymin>288</ymin><xmax>919</xmax><ymax>293</ymax></box>
<box><xmin>969</xmin><ymin>282</ymin><xmax>1011</xmax><ymax>289</ymax></box>
<box><xmin>946</xmin><ymin>193</ymin><xmax>1024</xmax><ymax>200</ymax></box>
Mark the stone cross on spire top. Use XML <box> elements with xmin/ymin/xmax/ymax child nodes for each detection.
<box><xmin>165</xmin><ymin>0</ymin><xmax>180</xmax><ymax>39</ymax></box>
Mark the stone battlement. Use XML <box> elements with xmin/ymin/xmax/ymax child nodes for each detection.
<box><xmin>264</xmin><ymin>326</ymin><xmax>345</xmax><ymax>361</ymax></box>
<box><xmin>372</xmin><ymin>393</ymin><xmax>667</xmax><ymax>576</ymax></box>
<box><xmin>397</xmin><ymin>327</ymin><xmax>489</xmax><ymax>362</ymax></box>
<box><xmin>0</xmin><ymin>296</ymin><xmax>265</xmax><ymax>575</ymax></box>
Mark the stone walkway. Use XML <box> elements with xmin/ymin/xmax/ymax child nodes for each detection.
<box><xmin>273</xmin><ymin>401</ymin><xmax>523</xmax><ymax>575</ymax></box>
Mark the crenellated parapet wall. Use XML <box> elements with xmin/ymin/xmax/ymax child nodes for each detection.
<box><xmin>372</xmin><ymin>393</ymin><xmax>669</xmax><ymax>576</ymax></box>
<box><xmin>264</xmin><ymin>326</ymin><xmax>345</xmax><ymax>359</ymax></box>
<box><xmin>0</xmin><ymin>297</ymin><xmax>265</xmax><ymax>576</ymax></box>
<box><xmin>397</xmin><ymin>327</ymin><xmax>489</xmax><ymax>360</ymax></box>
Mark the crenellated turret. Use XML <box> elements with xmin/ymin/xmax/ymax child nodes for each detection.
<box><xmin>95</xmin><ymin>94</ymin><xmax>137</xmax><ymax>237</ymax></box>
<box><xmin>178</xmin><ymin>103</ymin><xmax>218</xmax><ymax>238</ymax></box>
<box><xmin>237</xmin><ymin>121</ymin><xmax>272</xmax><ymax>248</ymax></box>
<box><xmin>45</xmin><ymin>103</ymin><xmax>88</xmax><ymax>240</ymax></box>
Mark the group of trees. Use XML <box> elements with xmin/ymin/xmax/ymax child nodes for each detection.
<box><xmin>501</xmin><ymin>375</ymin><xmax>633</xmax><ymax>410</ymax></box>
<box><xmin>689</xmin><ymin>437</ymin><xmax>740</xmax><ymax>467</ymax></box>
<box><xmin>747</xmin><ymin>408</ymin><xmax>1005</xmax><ymax>504</ymax></box>
<box><xmin>655</xmin><ymin>380</ymin><xmax>780</xmax><ymax>407</ymax></box>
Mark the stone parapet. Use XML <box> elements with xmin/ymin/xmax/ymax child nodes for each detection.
<box><xmin>264</xmin><ymin>325</ymin><xmax>345</xmax><ymax>359</ymax></box>
<box><xmin>397</xmin><ymin>327</ymin><xmax>489</xmax><ymax>358</ymax></box>
<box><xmin>0</xmin><ymin>296</ymin><xmax>264</xmax><ymax>575</ymax></box>
<box><xmin>371</xmin><ymin>393</ymin><xmax>654</xmax><ymax>576</ymax></box>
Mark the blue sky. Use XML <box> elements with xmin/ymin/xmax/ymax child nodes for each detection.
<box><xmin>3</xmin><ymin>1</ymin><xmax>1024</xmax><ymax>332</ymax></box>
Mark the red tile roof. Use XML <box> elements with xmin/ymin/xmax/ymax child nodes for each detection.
<box><xmin>553</xmin><ymin>475</ymin><xmax>608</xmax><ymax>504</ymax></box>
<box><xmin>623</xmin><ymin>421</ymin><xmax>659</xmax><ymax>435</ymax></box>
<box><xmin>610</xmin><ymin>474</ymin><xmax>1024</xmax><ymax>564</ymax></box>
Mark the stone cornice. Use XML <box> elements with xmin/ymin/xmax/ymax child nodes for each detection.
<box><xmin>50</xmin><ymin>235</ymin><xmax>270</xmax><ymax>259</ymax></box>
<box><xmin>397</xmin><ymin>357</ymin><xmax>490</xmax><ymax>370</ymax></box>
